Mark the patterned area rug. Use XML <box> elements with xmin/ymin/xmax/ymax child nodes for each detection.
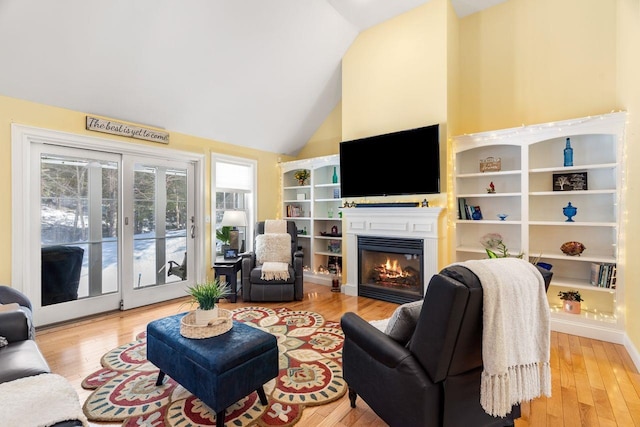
<box><xmin>81</xmin><ymin>306</ymin><xmax>346</xmax><ymax>426</ymax></box>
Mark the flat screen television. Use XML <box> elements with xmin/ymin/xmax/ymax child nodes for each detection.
<box><xmin>339</xmin><ymin>124</ymin><xmax>440</xmax><ymax>198</ymax></box>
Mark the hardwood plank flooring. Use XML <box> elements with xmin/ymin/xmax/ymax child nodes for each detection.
<box><xmin>35</xmin><ymin>283</ymin><xmax>640</xmax><ymax>426</ymax></box>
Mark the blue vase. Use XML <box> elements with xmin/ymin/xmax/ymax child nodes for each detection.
<box><xmin>563</xmin><ymin>202</ymin><xmax>577</xmax><ymax>222</ymax></box>
<box><xmin>472</xmin><ymin>207</ymin><xmax>482</xmax><ymax>220</ymax></box>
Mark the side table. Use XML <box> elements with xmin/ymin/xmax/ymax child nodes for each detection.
<box><xmin>213</xmin><ymin>257</ymin><xmax>242</xmax><ymax>303</ymax></box>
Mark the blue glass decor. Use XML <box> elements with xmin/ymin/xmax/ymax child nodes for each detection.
<box><xmin>472</xmin><ymin>207</ymin><xmax>483</xmax><ymax>220</ymax></box>
<box><xmin>564</xmin><ymin>138</ymin><xmax>573</xmax><ymax>167</ymax></box>
<box><xmin>563</xmin><ymin>202</ymin><xmax>577</xmax><ymax>222</ymax></box>
<box><xmin>497</xmin><ymin>213</ymin><xmax>508</xmax><ymax>221</ymax></box>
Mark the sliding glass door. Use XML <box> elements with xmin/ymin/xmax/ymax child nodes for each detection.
<box><xmin>31</xmin><ymin>144</ymin><xmax>196</xmax><ymax>325</ymax></box>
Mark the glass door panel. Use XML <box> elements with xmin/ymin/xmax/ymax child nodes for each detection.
<box><xmin>132</xmin><ymin>164</ymin><xmax>189</xmax><ymax>286</ymax></box>
<box><xmin>122</xmin><ymin>158</ymin><xmax>195</xmax><ymax>310</ymax></box>
<box><xmin>40</xmin><ymin>154</ymin><xmax>120</xmax><ymax>304</ymax></box>
<box><xmin>35</xmin><ymin>146</ymin><xmax>122</xmax><ymax>325</ymax></box>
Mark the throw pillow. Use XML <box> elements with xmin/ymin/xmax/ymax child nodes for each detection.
<box><xmin>255</xmin><ymin>233</ymin><xmax>291</xmax><ymax>265</ymax></box>
<box><xmin>0</xmin><ymin>336</ymin><xmax>7</xmax><ymax>348</ymax></box>
<box><xmin>369</xmin><ymin>318</ymin><xmax>390</xmax><ymax>332</ymax></box>
<box><xmin>384</xmin><ymin>300</ymin><xmax>423</xmax><ymax>345</ymax></box>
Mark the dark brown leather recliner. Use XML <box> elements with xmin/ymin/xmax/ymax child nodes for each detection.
<box><xmin>341</xmin><ymin>265</ymin><xmax>552</xmax><ymax>427</ymax></box>
<box><xmin>241</xmin><ymin>221</ymin><xmax>304</xmax><ymax>302</ymax></box>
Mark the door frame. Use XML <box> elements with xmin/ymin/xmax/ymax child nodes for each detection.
<box><xmin>11</xmin><ymin>124</ymin><xmax>205</xmax><ymax>326</ymax></box>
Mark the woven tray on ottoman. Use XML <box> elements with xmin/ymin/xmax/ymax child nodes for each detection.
<box><xmin>180</xmin><ymin>309</ymin><xmax>232</xmax><ymax>339</ymax></box>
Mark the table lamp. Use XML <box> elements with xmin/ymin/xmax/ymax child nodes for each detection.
<box><xmin>220</xmin><ymin>211</ymin><xmax>247</xmax><ymax>252</ymax></box>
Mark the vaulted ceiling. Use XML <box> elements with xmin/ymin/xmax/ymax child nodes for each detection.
<box><xmin>0</xmin><ymin>0</ymin><xmax>506</xmax><ymax>155</ymax></box>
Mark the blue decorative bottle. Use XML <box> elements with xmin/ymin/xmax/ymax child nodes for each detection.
<box><xmin>332</xmin><ymin>166</ymin><xmax>338</xmax><ymax>184</ymax></box>
<box><xmin>564</xmin><ymin>138</ymin><xmax>573</xmax><ymax>167</ymax></box>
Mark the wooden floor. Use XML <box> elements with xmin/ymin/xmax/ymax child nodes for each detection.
<box><xmin>35</xmin><ymin>283</ymin><xmax>640</xmax><ymax>426</ymax></box>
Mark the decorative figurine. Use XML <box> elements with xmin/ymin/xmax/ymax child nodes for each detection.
<box><xmin>487</xmin><ymin>182</ymin><xmax>496</xmax><ymax>193</ymax></box>
<box><xmin>421</xmin><ymin>198</ymin><xmax>429</xmax><ymax>207</ymax></box>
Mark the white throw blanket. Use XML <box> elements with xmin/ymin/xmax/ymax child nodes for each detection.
<box><xmin>0</xmin><ymin>373</ymin><xmax>89</xmax><ymax>426</ymax></box>
<box><xmin>258</xmin><ymin>220</ymin><xmax>291</xmax><ymax>280</ymax></box>
<box><xmin>264</xmin><ymin>219</ymin><xmax>287</xmax><ymax>234</ymax></box>
<box><xmin>456</xmin><ymin>258</ymin><xmax>551</xmax><ymax>417</ymax></box>
<box><xmin>261</xmin><ymin>261</ymin><xmax>291</xmax><ymax>280</ymax></box>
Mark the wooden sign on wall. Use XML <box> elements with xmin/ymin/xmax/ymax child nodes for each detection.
<box><xmin>86</xmin><ymin>116</ymin><xmax>170</xmax><ymax>144</ymax></box>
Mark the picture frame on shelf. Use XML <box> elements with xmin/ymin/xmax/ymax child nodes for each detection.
<box><xmin>553</xmin><ymin>172</ymin><xmax>588</xmax><ymax>191</ymax></box>
<box><xmin>479</xmin><ymin>156</ymin><xmax>501</xmax><ymax>172</ymax></box>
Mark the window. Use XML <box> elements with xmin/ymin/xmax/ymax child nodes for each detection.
<box><xmin>211</xmin><ymin>154</ymin><xmax>256</xmax><ymax>262</ymax></box>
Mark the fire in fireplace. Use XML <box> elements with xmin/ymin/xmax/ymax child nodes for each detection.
<box><xmin>358</xmin><ymin>236</ymin><xmax>424</xmax><ymax>304</ymax></box>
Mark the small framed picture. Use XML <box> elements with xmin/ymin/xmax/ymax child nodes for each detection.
<box><xmin>224</xmin><ymin>248</ymin><xmax>238</xmax><ymax>259</ymax></box>
<box><xmin>553</xmin><ymin>172</ymin><xmax>588</xmax><ymax>191</ymax></box>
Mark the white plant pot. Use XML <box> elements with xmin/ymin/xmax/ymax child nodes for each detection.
<box><xmin>195</xmin><ymin>307</ymin><xmax>219</xmax><ymax>325</ymax></box>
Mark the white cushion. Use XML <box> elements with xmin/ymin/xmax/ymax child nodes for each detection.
<box><xmin>255</xmin><ymin>233</ymin><xmax>291</xmax><ymax>265</ymax></box>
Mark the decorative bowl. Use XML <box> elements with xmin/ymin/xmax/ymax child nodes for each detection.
<box><xmin>496</xmin><ymin>213</ymin><xmax>508</xmax><ymax>221</ymax></box>
<box><xmin>560</xmin><ymin>241</ymin><xmax>586</xmax><ymax>256</ymax></box>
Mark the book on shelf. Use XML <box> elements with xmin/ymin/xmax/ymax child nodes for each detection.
<box><xmin>458</xmin><ymin>197</ymin><xmax>468</xmax><ymax>219</ymax></box>
<box><xmin>286</xmin><ymin>204</ymin><xmax>304</xmax><ymax>218</ymax></box>
<box><xmin>590</xmin><ymin>262</ymin><xmax>616</xmax><ymax>288</ymax></box>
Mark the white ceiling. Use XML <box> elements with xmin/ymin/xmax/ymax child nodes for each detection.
<box><xmin>0</xmin><ymin>0</ymin><xmax>506</xmax><ymax>155</ymax></box>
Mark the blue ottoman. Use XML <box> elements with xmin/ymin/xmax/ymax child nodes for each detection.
<box><xmin>146</xmin><ymin>312</ymin><xmax>278</xmax><ymax>427</ymax></box>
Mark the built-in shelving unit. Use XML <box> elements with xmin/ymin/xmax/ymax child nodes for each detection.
<box><xmin>281</xmin><ymin>155</ymin><xmax>342</xmax><ymax>285</ymax></box>
<box><xmin>453</xmin><ymin>112</ymin><xmax>626</xmax><ymax>343</ymax></box>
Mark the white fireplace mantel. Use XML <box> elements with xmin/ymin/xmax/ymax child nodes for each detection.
<box><xmin>341</xmin><ymin>206</ymin><xmax>443</xmax><ymax>298</ymax></box>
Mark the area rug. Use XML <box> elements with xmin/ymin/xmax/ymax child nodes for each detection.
<box><xmin>81</xmin><ymin>306</ymin><xmax>345</xmax><ymax>427</ymax></box>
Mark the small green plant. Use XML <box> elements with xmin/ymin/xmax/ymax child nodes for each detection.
<box><xmin>186</xmin><ymin>279</ymin><xmax>231</xmax><ymax>310</ymax></box>
<box><xmin>557</xmin><ymin>290</ymin><xmax>582</xmax><ymax>302</ymax></box>
<box><xmin>216</xmin><ymin>226</ymin><xmax>231</xmax><ymax>245</ymax></box>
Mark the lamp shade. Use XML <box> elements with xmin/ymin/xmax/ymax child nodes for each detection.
<box><xmin>220</xmin><ymin>210</ymin><xmax>247</xmax><ymax>228</ymax></box>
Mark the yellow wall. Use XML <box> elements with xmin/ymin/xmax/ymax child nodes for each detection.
<box><xmin>342</xmin><ymin>0</ymin><xmax>449</xmax><ymax>142</ymax></box>
<box><xmin>457</xmin><ymin>0</ymin><xmax>617</xmax><ymax>134</ymax></box>
<box><xmin>616</xmin><ymin>0</ymin><xmax>640</xmax><ymax>354</ymax></box>
<box><xmin>0</xmin><ymin>95</ymin><xmax>287</xmax><ymax>284</ymax></box>
<box><xmin>296</xmin><ymin>102</ymin><xmax>342</xmax><ymax>160</ymax></box>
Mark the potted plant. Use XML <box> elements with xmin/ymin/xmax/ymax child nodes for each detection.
<box><xmin>186</xmin><ymin>279</ymin><xmax>231</xmax><ymax>325</ymax></box>
<box><xmin>294</xmin><ymin>169</ymin><xmax>310</xmax><ymax>186</ymax></box>
<box><xmin>558</xmin><ymin>290</ymin><xmax>583</xmax><ymax>314</ymax></box>
<box><xmin>216</xmin><ymin>226</ymin><xmax>231</xmax><ymax>254</ymax></box>
<box><xmin>480</xmin><ymin>233</ymin><xmax>524</xmax><ymax>259</ymax></box>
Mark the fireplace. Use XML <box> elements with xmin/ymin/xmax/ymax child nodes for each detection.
<box><xmin>342</xmin><ymin>206</ymin><xmax>442</xmax><ymax>303</ymax></box>
<box><xmin>358</xmin><ymin>236</ymin><xmax>424</xmax><ymax>304</ymax></box>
